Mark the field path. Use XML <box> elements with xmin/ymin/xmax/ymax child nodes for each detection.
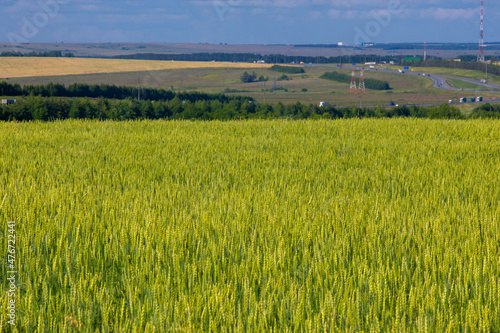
<box><xmin>0</xmin><ymin>57</ymin><xmax>270</xmax><ymax>79</ymax></box>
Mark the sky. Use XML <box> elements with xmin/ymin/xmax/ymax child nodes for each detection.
<box><xmin>0</xmin><ymin>0</ymin><xmax>498</xmax><ymax>45</ymax></box>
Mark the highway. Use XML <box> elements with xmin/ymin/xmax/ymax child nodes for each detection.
<box><xmin>306</xmin><ymin>64</ymin><xmax>500</xmax><ymax>108</ymax></box>
<box><xmin>372</xmin><ymin>67</ymin><xmax>500</xmax><ymax>93</ymax></box>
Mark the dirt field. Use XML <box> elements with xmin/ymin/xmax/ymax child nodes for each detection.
<box><xmin>0</xmin><ymin>57</ymin><xmax>270</xmax><ymax>79</ymax></box>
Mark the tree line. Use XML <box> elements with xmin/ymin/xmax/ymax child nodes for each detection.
<box><xmin>320</xmin><ymin>72</ymin><xmax>391</xmax><ymax>90</ymax></box>
<box><xmin>468</xmin><ymin>103</ymin><xmax>500</xmax><ymax>119</ymax></box>
<box><xmin>269</xmin><ymin>65</ymin><xmax>305</xmax><ymax>74</ymax></box>
<box><xmin>458</xmin><ymin>55</ymin><xmax>498</xmax><ymax>62</ymax></box>
<box><xmin>240</xmin><ymin>72</ymin><xmax>269</xmax><ymax>83</ymax></box>
<box><xmin>111</xmin><ymin>52</ymin><xmax>410</xmax><ymax>65</ymax></box>
<box><xmin>0</xmin><ymin>81</ymin><xmax>251</xmax><ymax>104</ymax></box>
<box><xmin>3</xmin><ymin>49</ymin><xmax>498</xmax><ymax>65</ymax></box>
<box><xmin>115</xmin><ymin>51</ymin><xmax>496</xmax><ymax>65</ymax></box>
<box><xmin>1</xmin><ymin>95</ymin><xmax>497</xmax><ymax>122</ymax></box>
<box><xmin>402</xmin><ymin>60</ymin><xmax>500</xmax><ymax>76</ymax></box>
<box><xmin>0</xmin><ymin>51</ymin><xmax>75</xmax><ymax>57</ymax></box>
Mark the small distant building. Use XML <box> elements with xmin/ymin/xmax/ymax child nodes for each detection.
<box><xmin>365</xmin><ymin>62</ymin><xmax>376</xmax><ymax>66</ymax></box>
<box><xmin>319</xmin><ymin>101</ymin><xmax>329</xmax><ymax>107</ymax></box>
<box><xmin>1</xmin><ymin>99</ymin><xmax>16</xmax><ymax>105</ymax></box>
<box><xmin>256</xmin><ymin>60</ymin><xmax>266</xmax><ymax>64</ymax></box>
<box><xmin>338</xmin><ymin>42</ymin><xmax>344</xmax><ymax>46</ymax></box>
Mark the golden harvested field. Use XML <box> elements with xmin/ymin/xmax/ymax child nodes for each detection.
<box><xmin>0</xmin><ymin>57</ymin><xmax>271</xmax><ymax>78</ymax></box>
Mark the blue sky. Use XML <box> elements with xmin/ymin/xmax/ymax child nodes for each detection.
<box><xmin>1</xmin><ymin>0</ymin><xmax>498</xmax><ymax>44</ymax></box>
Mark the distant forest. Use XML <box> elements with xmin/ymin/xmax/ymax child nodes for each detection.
<box><xmin>2</xmin><ymin>48</ymin><xmax>498</xmax><ymax>65</ymax></box>
<box><xmin>0</xmin><ymin>51</ymin><xmax>75</xmax><ymax>57</ymax></box>
<box><xmin>295</xmin><ymin>43</ymin><xmax>500</xmax><ymax>51</ymax></box>
<box><xmin>401</xmin><ymin>59</ymin><xmax>500</xmax><ymax>76</ymax></box>
<box><xmin>1</xmin><ymin>81</ymin><xmax>498</xmax><ymax>121</ymax></box>
<box><xmin>112</xmin><ymin>52</ymin><xmax>500</xmax><ymax>65</ymax></box>
<box><xmin>364</xmin><ymin>43</ymin><xmax>500</xmax><ymax>51</ymax></box>
<box><xmin>269</xmin><ymin>65</ymin><xmax>305</xmax><ymax>74</ymax></box>
<box><xmin>112</xmin><ymin>52</ymin><xmax>408</xmax><ymax>65</ymax></box>
<box><xmin>1</xmin><ymin>95</ymin><xmax>498</xmax><ymax>122</ymax></box>
<box><xmin>0</xmin><ymin>81</ymin><xmax>250</xmax><ymax>104</ymax></box>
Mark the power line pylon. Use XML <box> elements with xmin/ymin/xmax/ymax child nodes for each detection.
<box><xmin>349</xmin><ymin>66</ymin><xmax>357</xmax><ymax>93</ymax></box>
<box><xmin>478</xmin><ymin>0</ymin><xmax>485</xmax><ymax>62</ymax></box>
<box><xmin>358</xmin><ymin>68</ymin><xmax>366</xmax><ymax>94</ymax></box>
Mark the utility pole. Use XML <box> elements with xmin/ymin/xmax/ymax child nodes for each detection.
<box><xmin>137</xmin><ymin>77</ymin><xmax>141</xmax><ymax>101</ymax></box>
<box><xmin>478</xmin><ymin>0</ymin><xmax>485</xmax><ymax>62</ymax></box>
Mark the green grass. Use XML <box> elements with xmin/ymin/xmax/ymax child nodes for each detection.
<box><xmin>10</xmin><ymin>65</ymin><xmax>499</xmax><ymax>106</ymax></box>
<box><xmin>445</xmin><ymin>77</ymin><xmax>497</xmax><ymax>91</ymax></box>
<box><xmin>1</xmin><ymin>119</ymin><xmax>500</xmax><ymax>332</ymax></box>
<box><xmin>455</xmin><ymin>103</ymin><xmax>480</xmax><ymax>117</ymax></box>
<box><xmin>388</xmin><ymin>65</ymin><xmax>500</xmax><ymax>85</ymax></box>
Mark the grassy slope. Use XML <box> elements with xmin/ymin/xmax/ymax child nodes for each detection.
<box><xmin>445</xmin><ymin>77</ymin><xmax>497</xmax><ymax>92</ymax></box>
<box><xmin>3</xmin><ymin>59</ymin><xmax>500</xmax><ymax>105</ymax></box>
<box><xmin>387</xmin><ymin>65</ymin><xmax>500</xmax><ymax>85</ymax></box>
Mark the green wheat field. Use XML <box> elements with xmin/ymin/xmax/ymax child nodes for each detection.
<box><xmin>1</xmin><ymin>119</ymin><xmax>499</xmax><ymax>332</ymax></box>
